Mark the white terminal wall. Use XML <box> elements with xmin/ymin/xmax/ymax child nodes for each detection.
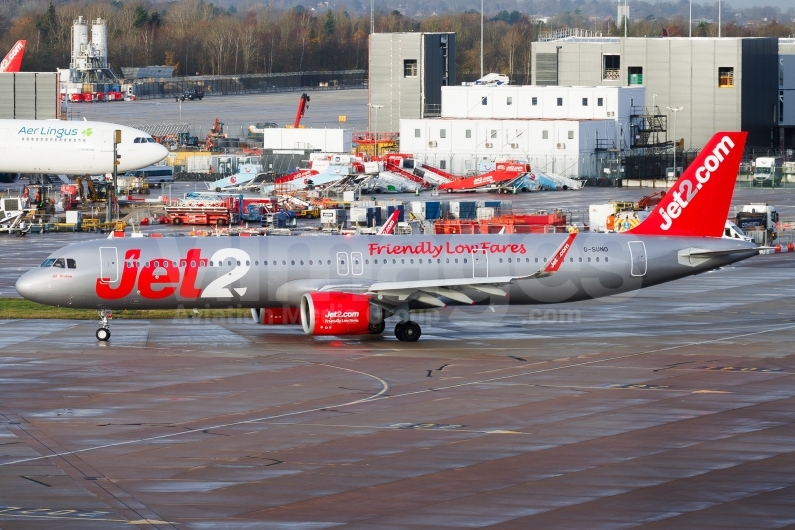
<box><xmin>259</xmin><ymin>128</ymin><xmax>352</xmax><ymax>152</ymax></box>
<box><xmin>400</xmin><ymin>118</ymin><xmax>616</xmax><ymax>177</ymax></box>
<box><xmin>441</xmin><ymin>85</ymin><xmax>641</xmax><ymax>148</ymax></box>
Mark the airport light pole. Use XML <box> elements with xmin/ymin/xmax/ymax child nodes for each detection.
<box><xmin>480</xmin><ymin>0</ymin><xmax>484</xmax><ymax>79</ymax></box>
<box><xmin>689</xmin><ymin>0</ymin><xmax>692</xmax><ymax>37</ymax></box>
<box><xmin>107</xmin><ymin>129</ymin><xmax>121</xmax><ymax>224</ymax></box>
<box><xmin>368</xmin><ymin>103</ymin><xmax>383</xmax><ymax>156</ymax></box>
<box><xmin>666</xmin><ymin>106</ymin><xmax>682</xmax><ymax>178</ymax></box>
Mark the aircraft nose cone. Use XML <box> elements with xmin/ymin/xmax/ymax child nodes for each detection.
<box><xmin>15</xmin><ymin>271</ymin><xmax>37</xmax><ymax>301</ymax></box>
<box><xmin>155</xmin><ymin>143</ymin><xmax>168</xmax><ymax>162</ymax></box>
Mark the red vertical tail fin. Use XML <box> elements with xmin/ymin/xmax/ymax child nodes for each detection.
<box><xmin>629</xmin><ymin>131</ymin><xmax>747</xmax><ymax>237</ymax></box>
<box><xmin>0</xmin><ymin>41</ymin><xmax>26</xmax><ymax>73</ymax></box>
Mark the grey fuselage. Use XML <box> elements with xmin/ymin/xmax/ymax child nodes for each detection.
<box><xmin>15</xmin><ymin>233</ymin><xmax>758</xmax><ymax>311</ymax></box>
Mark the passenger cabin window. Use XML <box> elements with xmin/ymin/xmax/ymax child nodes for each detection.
<box><xmin>718</xmin><ymin>67</ymin><xmax>734</xmax><ymax>88</ymax></box>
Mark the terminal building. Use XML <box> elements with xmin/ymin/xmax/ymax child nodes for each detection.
<box><xmin>780</xmin><ymin>39</ymin><xmax>795</xmax><ymax>148</ymax></box>
<box><xmin>368</xmin><ymin>32</ymin><xmax>456</xmax><ymax>134</ymax></box>
<box><xmin>531</xmin><ymin>36</ymin><xmax>780</xmax><ymax>148</ymax></box>
<box><xmin>400</xmin><ymin>86</ymin><xmax>642</xmax><ymax>178</ymax></box>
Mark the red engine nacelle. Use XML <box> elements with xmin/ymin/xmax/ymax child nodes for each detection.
<box><xmin>300</xmin><ymin>292</ymin><xmax>378</xmax><ymax>335</ymax></box>
<box><xmin>252</xmin><ymin>306</ymin><xmax>302</xmax><ymax>325</ymax></box>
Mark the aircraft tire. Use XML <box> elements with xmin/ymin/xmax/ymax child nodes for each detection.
<box><xmin>369</xmin><ymin>320</ymin><xmax>386</xmax><ymax>335</ymax></box>
<box><xmin>402</xmin><ymin>321</ymin><xmax>421</xmax><ymax>342</ymax></box>
<box><xmin>96</xmin><ymin>328</ymin><xmax>110</xmax><ymax>341</ymax></box>
<box><xmin>394</xmin><ymin>322</ymin><xmax>406</xmax><ymax>341</ymax></box>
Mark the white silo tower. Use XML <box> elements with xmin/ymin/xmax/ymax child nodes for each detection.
<box><xmin>71</xmin><ymin>16</ymin><xmax>89</xmax><ymax>71</ymax></box>
<box><xmin>91</xmin><ymin>19</ymin><xmax>108</xmax><ymax>69</ymax></box>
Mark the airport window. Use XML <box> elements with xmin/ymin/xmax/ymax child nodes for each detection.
<box><xmin>628</xmin><ymin>66</ymin><xmax>643</xmax><ymax>85</ymax></box>
<box><xmin>440</xmin><ymin>160</ymin><xmax>447</xmax><ymax>169</ymax></box>
<box><xmin>404</xmin><ymin>59</ymin><xmax>418</xmax><ymax>77</ymax></box>
<box><xmin>542</xmin><ymin>130</ymin><xmax>549</xmax><ymax>140</ymax></box>
<box><xmin>491</xmin><ymin>130</ymin><xmax>497</xmax><ymax>139</ymax></box>
<box><xmin>67</xmin><ymin>259</ymin><xmax>76</xmax><ymax>269</ymax></box>
<box><xmin>568</xmin><ymin>131</ymin><xmax>574</xmax><ymax>140</ymax></box>
<box><xmin>582</xmin><ymin>98</ymin><xmax>588</xmax><ymax>106</ymax></box>
<box><xmin>440</xmin><ymin>129</ymin><xmax>446</xmax><ymax>138</ymax></box>
<box><xmin>557</xmin><ymin>97</ymin><xmax>563</xmax><ymax>106</ymax></box>
<box><xmin>719</xmin><ymin>67</ymin><xmax>734</xmax><ymax>88</ymax></box>
<box><xmin>466</xmin><ymin>130</ymin><xmax>471</xmax><ymax>139</ymax></box>
<box><xmin>482</xmin><ymin>97</ymin><xmax>488</xmax><ymax>105</ymax></box>
<box><xmin>415</xmin><ymin>129</ymin><xmax>421</xmax><ymax>138</ymax></box>
<box><xmin>597</xmin><ymin>97</ymin><xmax>604</xmax><ymax>106</ymax></box>
<box><xmin>507</xmin><ymin>97</ymin><xmax>513</xmax><ymax>105</ymax></box>
<box><xmin>603</xmin><ymin>54</ymin><xmax>620</xmax><ymax>80</ymax></box>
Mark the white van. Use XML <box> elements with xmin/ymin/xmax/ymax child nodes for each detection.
<box><xmin>124</xmin><ymin>165</ymin><xmax>174</xmax><ymax>187</ymax></box>
<box><xmin>752</xmin><ymin>157</ymin><xmax>783</xmax><ymax>186</ymax></box>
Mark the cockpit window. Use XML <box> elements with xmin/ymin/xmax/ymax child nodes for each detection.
<box><xmin>134</xmin><ymin>138</ymin><xmax>140</xmax><ymax>143</ymax></box>
<box><xmin>67</xmin><ymin>259</ymin><xmax>76</xmax><ymax>269</ymax></box>
<box><xmin>52</xmin><ymin>258</ymin><xmax>66</xmax><ymax>268</ymax></box>
<box><xmin>146</xmin><ymin>137</ymin><xmax>155</xmax><ymax>143</ymax></box>
<box><xmin>41</xmin><ymin>258</ymin><xmax>55</xmax><ymax>267</ymax></box>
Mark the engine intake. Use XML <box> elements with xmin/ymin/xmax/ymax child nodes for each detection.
<box><xmin>300</xmin><ymin>292</ymin><xmax>379</xmax><ymax>335</ymax></box>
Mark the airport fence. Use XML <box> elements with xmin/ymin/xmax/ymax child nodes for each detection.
<box><xmin>128</xmin><ymin>70</ymin><xmax>367</xmax><ymax>100</ymax></box>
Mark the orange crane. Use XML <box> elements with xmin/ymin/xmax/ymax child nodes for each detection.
<box><xmin>637</xmin><ymin>191</ymin><xmax>666</xmax><ymax>210</ymax></box>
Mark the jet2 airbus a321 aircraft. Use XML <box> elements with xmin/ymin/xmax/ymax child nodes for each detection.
<box><xmin>0</xmin><ymin>120</ymin><xmax>168</xmax><ymax>183</ymax></box>
<box><xmin>16</xmin><ymin>132</ymin><xmax>760</xmax><ymax>342</ymax></box>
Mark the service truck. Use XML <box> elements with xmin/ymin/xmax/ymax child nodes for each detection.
<box><xmin>752</xmin><ymin>157</ymin><xmax>783</xmax><ymax>186</ymax></box>
<box><xmin>735</xmin><ymin>203</ymin><xmax>778</xmax><ymax>245</ymax></box>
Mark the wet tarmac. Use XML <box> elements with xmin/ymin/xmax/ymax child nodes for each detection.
<box><xmin>1</xmin><ymin>249</ymin><xmax>795</xmax><ymax>528</ymax></box>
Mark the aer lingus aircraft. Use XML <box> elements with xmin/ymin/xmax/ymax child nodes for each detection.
<box><xmin>0</xmin><ymin>119</ymin><xmax>168</xmax><ymax>183</ymax></box>
<box><xmin>16</xmin><ymin>132</ymin><xmax>759</xmax><ymax>342</ymax></box>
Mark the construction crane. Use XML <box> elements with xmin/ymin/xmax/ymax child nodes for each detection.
<box><xmin>293</xmin><ymin>93</ymin><xmax>310</xmax><ymax>128</ymax></box>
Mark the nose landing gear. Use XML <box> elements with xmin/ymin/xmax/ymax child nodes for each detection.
<box><xmin>394</xmin><ymin>321</ymin><xmax>421</xmax><ymax>342</ymax></box>
<box><xmin>96</xmin><ymin>310</ymin><xmax>112</xmax><ymax>341</ymax></box>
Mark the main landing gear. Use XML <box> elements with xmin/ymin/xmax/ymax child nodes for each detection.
<box><xmin>394</xmin><ymin>321</ymin><xmax>421</xmax><ymax>342</ymax></box>
<box><xmin>96</xmin><ymin>310</ymin><xmax>111</xmax><ymax>341</ymax></box>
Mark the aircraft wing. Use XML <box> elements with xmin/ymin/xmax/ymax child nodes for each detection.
<box><xmin>360</xmin><ymin>232</ymin><xmax>578</xmax><ymax>307</ymax></box>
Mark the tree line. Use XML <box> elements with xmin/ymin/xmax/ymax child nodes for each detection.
<box><xmin>0</xmin><ymin>0</ymin><xmax>792</xmax><ymax>82</ymax></box>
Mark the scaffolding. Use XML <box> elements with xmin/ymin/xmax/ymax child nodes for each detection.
<box><xmin>629</xmin><ymin>105</ymin><xmax>668</xmax><ymax>149</ymax></box>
